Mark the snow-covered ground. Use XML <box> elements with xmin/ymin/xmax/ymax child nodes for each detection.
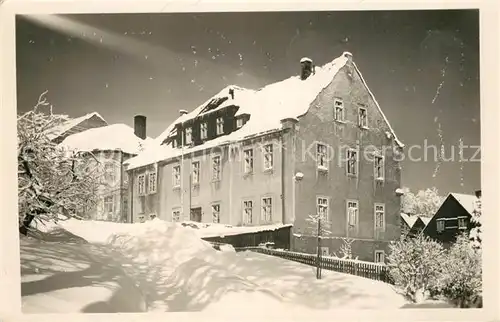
<box><xmin>21</xmin><ymin>218</ymin><xmax>410</xmax><ymax>313</ymax></box>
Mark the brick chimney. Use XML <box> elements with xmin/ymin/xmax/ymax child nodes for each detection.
<box><xmin>133</xmin><ymin>115</ymin><xmax>147</xmax><ymax>140</ymax></box>
<box><xmin>300</xmin><ymin>57</ymin><xmax>314</xmax><ymax>80</ymax></box>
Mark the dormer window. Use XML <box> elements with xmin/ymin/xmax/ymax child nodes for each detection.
<box><xmin>216</xmin><ymin>117</ymin><xmax>224</xmax><ymax>135</ymax></box>
<box><xmin>236</xmin><ymin>118</ymin><xmax>244</xmax><ymax>129</ymax></box>
<box><xmin>200</xmin><ymin>122</ymin><xmax>208</xmax><ymax>140</ymax></box>
<box><xmin>185</xmin><ymin>127</ymin><xmax>192</xmax><ymax>145</ymax></box>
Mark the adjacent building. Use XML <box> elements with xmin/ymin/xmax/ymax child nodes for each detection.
<box><xmin>60</xmin><ymin>115</ymin><xmax>150</xmax><ymax>222</ymax></box>
<box><xmin>400</xmin><ymin>213</ymin><xmax>428</xmax><ymax>238</ymax></box>
<box><xmin>46</xmin><ymin>112</ymin><xmax>108</xmax><ymax>143</ymax></box>
<box><xmin>125</xmin><ymin>51</ymin><xmax>405</xmax><ymax>261</ymax></box>
<box><xmin>423</xmin><ymin>190</ymin><xmax>481</xmax><ymax>248</ymax></box>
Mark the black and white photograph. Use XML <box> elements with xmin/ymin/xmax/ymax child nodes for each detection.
<box><xmin>1</xmin><ymin>2</ymin><xmax>497</xmax><ymax>319</ymax></box>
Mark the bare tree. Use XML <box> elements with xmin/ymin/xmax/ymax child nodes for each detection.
<box><xmin>17</xmin><ymin>92</ymin><xmax>103</xmax><ymax>235</ymax></box>
<box><xmin>306</xmin><ymin>213</ymin><xmax>331</xmax><ymax>279</ymax></box>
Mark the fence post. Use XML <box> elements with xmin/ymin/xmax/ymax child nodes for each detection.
<box><xmin>354</xmin><ymin>262</ymin><xmax>358</xmax><ymax>276</ymax></box>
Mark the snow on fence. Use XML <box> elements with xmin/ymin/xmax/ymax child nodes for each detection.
<box><xmin>239</xmin><ymin>247</ymin><xmax>394</xmax><ymax>284</ymax></box>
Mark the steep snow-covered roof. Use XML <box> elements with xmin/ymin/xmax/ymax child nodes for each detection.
<box><xmin>59</xmin><ymin>123</ymin><xmax>152</xmax><ymax>155</ymax></box>
<box><xmin>126</xmin><ymin>52</ymin><xmax>403</xmax><ymax>170</ymax></box>
<box><xmin>401</xmin><ymin>213</ymin><xmax>418</xmax><ymax>228</ymax></box>
<box><xmin>46</xmin><ymin>112</ymin><xmax>107</xmax><ymax>140</ymax></box>
<box><xmin>450</xmin><ymin>192</ymin><xmax>478</xmax><ymax>215</ymax></box>
<box><xmin>420</xmin><ymin>217</ymin><xmax>431</xmax><ymax>226</ymax></box>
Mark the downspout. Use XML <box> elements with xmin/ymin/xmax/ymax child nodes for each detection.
<box><xmin>130</xmin><ymin>169</ymin><xmax>134</xmax><ymax>223</ymax></box>
<box><xmin>281</xmin><ymin>131</ymin><xmax>286</xmax><ymax>224</ymax></box>
<box><xmin>120</xmin><ymin>152</ymin><xmax>124</xmax><ymax>222</ymax></box>
<box><xmin>229</xmin><ymin>146</ymin><xmax>233</xmax><ymax>225</ymax></box>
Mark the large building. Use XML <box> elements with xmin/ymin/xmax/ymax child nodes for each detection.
<box><xmin>125</xmin><ymin>52</ymin><xmax>404</xmax><ymax>261</ymax></box>
<box><xmin>59</xmin><ymin>115</ymin><xmax>150</xmax><ymax>222</ymax></box>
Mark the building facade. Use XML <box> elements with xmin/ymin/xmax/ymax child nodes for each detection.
<box><xmin>126</xmin><ymin>52</ymin><xmax>404</xmax><ymax>262</ymax></box>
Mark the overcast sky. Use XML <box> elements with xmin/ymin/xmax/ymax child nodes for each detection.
<box><xmin>16</xmin><ymin>10</ymin><xmax>480</xmax><ymax>194</ymax></box>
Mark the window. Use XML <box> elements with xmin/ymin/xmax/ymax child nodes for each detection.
<box><xmin>375</xmin><ymin>204</ymin><xmax>385</xmax><ymax>231</ymax></box>
<box><xmin>149</xmin><ymin>213</ymin><xmax>157</xmax><ymax>220</ymax></box>
<box><xmin>374</xmin><ymin>155</ymin><xmax>385</xmax><ymax>180</ymax></box>
<box><xmin>346</xmin><ymin>149</ymin><xmax>358</xmax><ymax>176</ymax></box>
<box><xmin>148</xmin><ymin>171</ymin><xmax>157</xmax><ymax>194</ymax></box>
<box><xmin>358</xmin><ymin>107</ymin><xmax>368</xmax><ymax>128</ymax></box>
<box><xmin>243</xmin><ymin>149</ymin><xmax>254</xmax><ymax>174</ymax></box>
<box><xmin>104</xmin><ymin>162</ymin><xmax>116</xmax><ymax>184</ymax></box>
<box><xmin>317</xmin><ymin>143</ymin><xmax>328</xmax><ymax>170</ymax></box>
<box><xmin>172</xmin><ymin>165</ymin><xmax>181</xmax><ymax>187</ymax></box>
<box><xmin>172</xmin><ymin>209</ymin><xmax>181</xmax><ymax>222</ymax></box>
<box><xmin>137</xmin><ymin>174</ymin><xmax>146</xmax><ymax>195</ymax></box>
<box><xmin>212</xmin><ymin>204</ymin><xmax>220</xmax><ymax>223</ymax></box>
<box><xmin>216</xmin><ymin>117</ymin><xmax>224</xmax><ymax>135</ymax></box>
<box><xmin>347</xmin><ymin>200</ymin><xmax>358</xmax><ymax>227</ymax></box>
<box><xmin>243</xmin><ymin>200</ymin><xmax>253</xmax><ymax>225</ymax></box>
<box><xmin>200</xmin><ymin>122</ymin><xmax>208</xmax><ymax>140</ymax></box>
<box><xmin>261</xmin><ymin>197</ymin><xmax>272</xmax><ymax>222</ymax></box>
<box><xmin>236</xmin><ymin>118</ymin><xmax>244</xmax><ymax>128</ymax></box>
<box><xmin>334</xmin><ymin>99</ymin><xmax>344</xmax><ymax>122</ymax></box>
<box><xmin>317</xmin><ymin>197</ymin><xmax>328</xmax><ymax>221</ymax></box>
<box><xmin>458</xmin><ymin>217</ymin><xmax>468</xmax><ymax>229</ymax></box>
<box><xmin>104</xmin><ymin>196</ymin><xmax>114</xmax><ymax>214</ymax></box>
<box><xmin>192</xmin><ymin>161</ymin><xmax>200</xmax><ymax>185</ymax></box>
<box><xmin>436</xmin><ymin>219</ymin><xmax>445</xmax><ymax>232</ymax></box>
<box><xmin>185</xmin><ymin>127</ymin><xmax>192</xmax><ymax>145</ymax></box>
<box><xmin>263</xmin><ymin>144</ymin><xmax>273</xmax><ymax>170</ymax></box>
<box><xmin>374</xmin><ymin>250</ymin><xmax>385</xmax><ymax>263</ymax></box>
<box><xmin>212</xmin><ymin>155</ymin><xmax>221</xmax><ymax>181</ymax></box>
<box><xmin>319</xmin><ymin>247</ymin><xmax>329</xmax><ymax>256</ymax></box>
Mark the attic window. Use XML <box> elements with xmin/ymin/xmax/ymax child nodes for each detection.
<box><xmin>334</xmin><ymin>99</ymin><xmax>345</xmax><ymax>122</ymax></box>
<box><xmin>236</xmin><ymin>118</ymin><xmax>244</xmax><ymax>128</ymax></box>
<box><xmin>200</xmin><ymin>122</ymin><xmax>208</xmax><ymax>140</ymax></box>
<box><xmin>216</xmin><ymin>117</ymin><xmax>224</xmax><ymax>135</ymax></box>
<box><xmin>185</xmin><ymin>127</ymin><xmax>192</xmax><ymax>145</ymax></box>
<box><xmin>358</xmin><ymin>107</ymin><xmax>368</xmax><ymax>128</ymax></box>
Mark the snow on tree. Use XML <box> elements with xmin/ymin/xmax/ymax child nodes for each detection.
<box><xmin>305</xmin><ymin>213</ymin><xmax>331</xmax><ymax>280</ymax></box>
<box><xmin>401</xmin><ymin>187</ymin><xmax>445</xmax><ymax>217</ymax></box>
<box><xmin>469</xmin><ymin>196</ymin><xmax>482</xmax><ymax>249</ymax></box>
<box><xmin>387</xmin><ymin>233</ymin><xmax>446</xmax><ymax>302</ymax></box>
<box><xmin>18</xmin><ymin>92</ymin><xmax>103</xmax><ymax>235</ymax></box>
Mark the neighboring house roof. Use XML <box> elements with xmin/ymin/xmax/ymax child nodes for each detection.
<box><xmin>46</xmin><ymin>112</ymin><xmax>107</xmax><ymax>141</ymax></box>
<box><xmin>125</xmin><ymin>51</ymin><xmax>403</xmax><ymax>170</ymax></box>
<box><xmin>449</xmin><ymin>193</ymin><xmax>478</xmax><ymax>215</ymax></box>
<box><xmin>401</xmin><ymin>213</ymin><xmax>418</xmax><ymax>228</ymax></box>
<box><xmin>420</xmin><ymin>217</ymin><xmax>431</xmax><ymax>226</ymax></box>
<box><xmin>59</xmin><ymin>123</ymin><xmax>153</xmax><ymax>155</ymax></box>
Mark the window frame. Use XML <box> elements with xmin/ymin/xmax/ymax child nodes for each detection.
<box><xmin>172</xmin><ymin>164</ymin><xmax>181</xmax><ymax>188</ymax></box>
<box><xmin>261</xmin><ymin>196</ymin><xmax>273</xmax><ymax>223</ymax></box>
<box><xmin>137</xmin><ymin>174</ymin><xmax>146</xmax><ymax>195</ymax></box>
<box><xmin>172</xmin><ymin>209</ymin><xmax>181</xmax><ymax>222</ymax></box>
<box><xmin>436</xmin><ymin>219</ymin><xmax>445</xmax><ymax>232</ymax></box>
<box><xmin>216</xmin><ymin>117</ymin><xmax>224</xmax><ymax>135</ymax></box>
<box><xmin>191</xmin><ymin>160</ymin><xmax>200</xmax><ymax>186</ymax></box>
<box><xmin>243</xmin><ymin>200</ymin><xmax>253</xmax><ymax>225</ymax></box>
<box><xmin>148</xmin><ymin>171</ymin><xmax>157</xmax><ymax>194</ymax></box>
<box><xmin>374</xmin><ymin>250</ymin><xmax>385</xmax><ymax>264</ymax></box>
<box><xmin>346</xmin><ymin>148</ymin><xmax>359</xmax><ymax>177</ymax></box>
<box><xmin>263</xmin><ymin>143</ymin><xmax>274</xmax><ymax>171</ymax></box>
<box><xmin>212</xmin><ymin>203</ymin><xmax>221</xmax><ymax>224</ymax></box>
<box><xmin>316</xmin><ymin>143</ymin><xmax>328</xmax><ymax>171</ymax></box>
<box><xmin>334</xmin><ymin>98</ymin><xmax>345</xmax><ymax>123</ymax></box>
<box><xmin>200</xmin><ymin>122</ymin><xmax>208</xmax><ymax>140</ymax></box>
<box><xmin>211</xmin><ymin>154</ymin><xmax>222</xmax><ymax>182</ymax></box>
<box><xmin>346</xmin><ymin>199</ymin><xmax>359</xmax><ymax>228</ymax></box>
<box><xmin>104</xmin><ymin>195</ymin><xmax>114</xmax><ymax>214</ymax></box>
<box><xmin>374</xmin><ymin>203</ymin><xmax>386</xmax><ymax>232</ymax></box>
<box><xmin>185</xmin><ymin>126</ymin><xmax>192</xmax><ymax>145</ymax></box>
<box><xmin>374</xmin><ymin>154</ymin><xmax>385</xmax><ymax>181</ymax></box>
<box><xmin>316</xmin><ymin>196</ymin><xmax>329</xmax><ymax>222</ymax></box>
<box><xmin>358</xmin><ymin>106</ymin><xmax>368</xmax><ymax>128</ymax></box>
<box><xmin>243</xmin><ymin>148</ymin><xmax>254</xmax><ymax>174</ymax></box>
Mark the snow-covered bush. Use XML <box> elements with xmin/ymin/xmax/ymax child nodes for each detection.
<box><xmin>18</xmin><ymin>92</ymin><xmax>102</xmax><ymax>234</ymax></box>
<box><xmin>438</xmin><ymin>233</ymin><xmax>482</xmax><ymax>308</ymax></box>
<box><xmin>387</xmin><ymin>233</ymin><xmax>446</xmax><ymax>302</ymax></box>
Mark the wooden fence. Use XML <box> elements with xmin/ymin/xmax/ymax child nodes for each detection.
<box><xmin>238</xmin><ymin>247</ymin><xmax>394</xmax><ymax>284</ymax></box>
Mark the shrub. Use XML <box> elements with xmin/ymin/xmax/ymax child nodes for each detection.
<box><xmin>387</xmin><ymin>233</ymin><xmax>446</xmax><ymax>302</ymax></box>
<box><xmin>438</xmin><ymin>233</ymin><xmax>482</xmax><ymax>308</ymax></box>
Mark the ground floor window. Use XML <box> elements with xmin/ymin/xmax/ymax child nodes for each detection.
<box><xmin>374</xmin><ymin>250</ymin><xmax>385</xmax><ymax>263</ymax></box>
<box><xmin>212</xmin><ymin>204</ymin><xmax>221</xmax><ymax>223</ymax></box>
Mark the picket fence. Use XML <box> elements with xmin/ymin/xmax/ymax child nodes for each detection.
<box><xmin>237</xmin><ymin>246</ymin><xmax>394</xmax><ymax>284</ymax></box>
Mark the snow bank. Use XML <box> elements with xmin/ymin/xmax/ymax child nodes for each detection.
<box><xmin>180</xmin><ymin>220</ymin><xmax>292</xmax><ymax>238</ymax></box>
